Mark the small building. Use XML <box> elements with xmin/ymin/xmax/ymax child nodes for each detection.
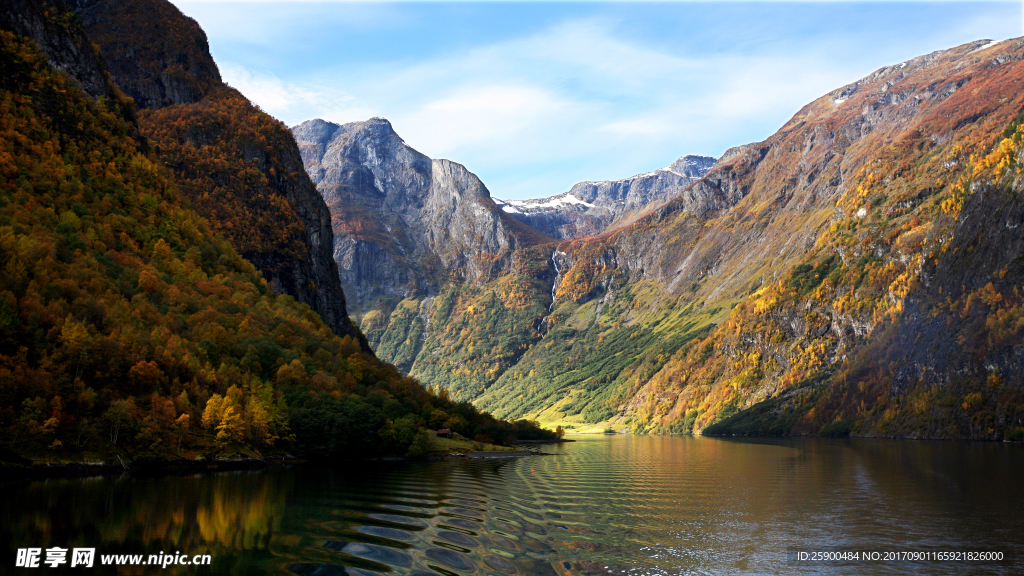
<box><xmin>436</xmin><ymin>428</ymin><xmax>452</xmax><ymax>438</ymax></box>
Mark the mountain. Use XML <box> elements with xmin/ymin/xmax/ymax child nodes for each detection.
<box><xmin>305</xmin><ymin>38</ymin><xmax>1024</xmax><ymax>440</ymax></box>
<box><xmin>489</xmin><ymin>37</ymin><xmax>1024</xmax><ymax>438</ymax></box>
<box><xmin>74</xmin><ymin>0</ymin><xmax>366</xmax><ymax>348</ymax></box>
<box><xmin>0</xmin><ymin>0</ymin><xmax>552</xmax><ymax>465</ymax></box>
<box><xmin>494</xmin><ymin>154</ymin><xmax>716</xmax><ymax>239</ymax></box>
<box><xmin>71</xmin><ymin>0</ymin><xmax>220</xmax><ymax>108</ymax></box>
<box><xmin>0</xmin><ymin>0</ymin><xmax>113</xmax><ymax>101</ymax></box>
<box><xmin>291</xmin><ymin>117</ymin><xmax>554</xmax><ymax>315</ymax></box>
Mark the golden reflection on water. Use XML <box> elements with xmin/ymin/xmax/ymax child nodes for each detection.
<box><xmin>3</xmin><ymin>436</ymin><xmax>1023</xmax><ymax>575</ymax></box>
<box><xmin>3</xmin><ymin>469</ymin><xmax>289</xmax><ymax>573</ymax></box>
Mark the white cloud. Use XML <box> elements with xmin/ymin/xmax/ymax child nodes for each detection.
<box><xmin>216</xmin><ymin>15</ymin><xmax>862</xmax><ymax>199</ymax></box>
<box><xmin>399</xmin><ymin>85</ymin><xmax>575</xmax><ymax>155</ymax></box>
<box><xmin>220</xmin><ymin>63</ymin><xmax>378</xmax><ymax>126</ymax></box>
<box><xmin>201</xmin><ymin>4</ymin><xmax>1019</xmax><ymax>199</ymax></box>
<box><xmin>220</xmin><ymin>18</ymin><xmax>862</xmax><ymax>197</ymax></box>
<box><xmin>600</xmin><ymin>118</ymin><xmax>673</xmax><ymax>136</ymax></box>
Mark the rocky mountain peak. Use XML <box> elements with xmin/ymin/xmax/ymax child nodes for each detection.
<box><xmin>359</xmin><ymin>116</ymin><xmax>398</xmax><ymax>137</ymax></box>
<box><xmin>667</xmin><ymin>155</ymin><xmax>717</xmax><ymax>178</ymax></box>
<box><xmin>292</xmin><ymin>117</ymin><xmax>551</xmax><ymax>314</ymax></box>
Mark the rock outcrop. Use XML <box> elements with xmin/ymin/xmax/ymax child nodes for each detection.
<box><xmin>0</xmin><ymin>0</ymin><xmax>113</xmax><ymax>100</ymax></box>
<box><xmin>293</xmin><ymin>118</ymin><xmax>553</xmax><ymax>314</ymax></box>
<box><xmin>73</xmin><ymin>0</ymin><xmax>220</xmax><ymax>108</ymax></box>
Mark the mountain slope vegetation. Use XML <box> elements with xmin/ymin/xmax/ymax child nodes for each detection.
<box><xmin>308</xmin><ymin>38</ymin><xmax>1024</xmax><ymax>440</ymax></box>
<box><xmin>0</xmin><ymin>3</ymin><xmax>551</xmax><ymax>465</ymax></box>
<box><xmin>77</xmin><ymin>0</ymin><xmax>366</xmax><ymax>346</ymax></box>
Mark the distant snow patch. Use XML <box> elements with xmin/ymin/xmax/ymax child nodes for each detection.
<box><xmin>970</xmin><ymin>40</ymin><xmax>1000</xmax><ymax>54</ymax></box>
<box><xmin>497</xmin><ymin>194</ymin><xmax>596</xmax><ymax>212</ymax></box>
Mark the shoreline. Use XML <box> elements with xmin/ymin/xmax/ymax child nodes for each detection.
<box><xmin>1</xmin><ymin>442</ymin><xmax>559</xmax><ymax>480</ymax></box>
<box><xmin>429</xmin><ymin>450</ymin><xmax>549</xmax><ymax>460</ymax></box>
<box><xmin>0</xmin><ymin>455</ymin><xmax>304</xmax><ymax>481</ymax></box>
<box><xmin>12</xmin><ymin>434</ymin><xmax>1008</xmax><ymax>480</ymax></box>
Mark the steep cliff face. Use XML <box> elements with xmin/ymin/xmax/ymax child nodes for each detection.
<box><xmin>495</xmin><ymin>155</ymin><xmax>715</xmax><ymax>239</ymax></box>
<box><xmin>75</xmin><ymin>0</ymin><xmax>366</xmax><ymax>347</ymax></box>
<box><xmin>0</xmin><ymin>0</ymin><xmax>112</xmax><ymax>100</ymax></box>
<box><xmin>73</xmin><ymin>0</ymin><xmax>220</xmax><ymax>108</ymax></box>
<box><xmin>292</xmin><ymin>118</ymin><xmax>554</xmax><ymax>315</ymax></box>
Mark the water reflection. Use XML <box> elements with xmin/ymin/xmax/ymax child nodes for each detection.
<box><xmin>3</xmin><ymin>436</ymin><xmax>1023</xmax><ymax>575</ymax></box>
<box><xmin>2</xmin><ymin>470</ymin><xmax>288</xmax><ymax>573</ymax></box>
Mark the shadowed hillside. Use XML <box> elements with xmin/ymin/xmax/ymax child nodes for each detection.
<box><xmin>0</xmin><ymin>0</ymin><xmax>554</xmax><ymax>465</ymax></box>
<box><xmin>76</xmin><ymin>0</ymin><xmax>366</xmax><ymax>347</ymax></box>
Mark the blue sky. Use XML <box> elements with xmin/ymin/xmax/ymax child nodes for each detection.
<box><xmin>171</xmin><ymin>1</ymin><xmax>1022</xmax><ymax>200</ymax></box>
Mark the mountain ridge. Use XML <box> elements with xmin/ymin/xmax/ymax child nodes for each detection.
<box><xmin>301</xmin><ymin>37</ymin><xmax>1024</xmax><ymax>440</ymax></box>
<box><xmin>494</xmin><ymin>154</ymin><xmax>716</xmax><ymax>239</ymax></box>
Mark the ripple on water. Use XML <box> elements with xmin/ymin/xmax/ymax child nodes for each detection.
<box><xmin>384</xmin><ymin>495</ymin><xmax>437</xmax><ymax>506</ymax></box>
<box><xmin>376</xmin><ymin>503</ymin><xmax>432</xmax><ymax>515</ymax></box>
<box><xmin>324</xmin><ymin>542</ymin><xmax>413</xmax><ymax>568</ymax></box>
<box><xmin>366</xmin><ymin>513</ymin><xmax>430</xmax><ymax>528</ymax></box>
<box><xmin>441</xmin><ymin>517</ymin><xmax>479</xmax><ymax>531</ymax></box>
<box><xmin>517</xmin><ymin>509</ymin><xmax>544</xmax><ymax>520</ymax></box>
<box><xmin>489</xmin><ymin>535</ymin><xmax>518</xmax><ymax>551</ymax></box>
<box><xmin>355</xmin><ymin>525</ymin><xmax>417</xmax><ymax>542</ymax></box>
<box><xmin>483</xmin><ymin>555</ymin><xmax>518</xmax><ymax>574</ymax></box>
<box><xmin>289</xmin><ymin>563</ymin><xmax>348</xmax><ymax>576</ymax></box>
<box><xmin>446</xmin><ymin>498</ymin><xmax>484</xmax><ymax>507</ymax></box>
<box><xmin>425</xmin><ymin>547</ymin><xmax>475</xmax><ymax>571</ymax></box>
<box><xmin>436</xmin><ymin>530</ymin><xmax>480</xmax><ymax>547</ymax></box>
<box><xmin>290</xmin><ymin>563</ymin><xmax>382</xmax><ymax>576</ymax></box>
<box><xmin>493</xmin><ymin>521</ymin><xmax>521</xmax><ymax>533</ymax></box>
<box><xmin>444</xmin><ymin>507</ymin><xmax>484</xmax><ymax>519</ymax></box>
<box><xmin>523</xmin><ymin>523</ymin><xmax>547</xmax><ymax>536</ymax></box>
<box><xmin>520</xmin><ymin>538</ymin><xmax>553</xmax><ymax>553</ymax></box>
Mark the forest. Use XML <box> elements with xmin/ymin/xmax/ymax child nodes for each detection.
<box><xmin>0</xmin><ymin>19</ymin><xmax>552</xmax><ymax>467</ymax></box>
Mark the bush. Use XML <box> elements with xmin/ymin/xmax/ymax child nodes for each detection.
<box><xmin>285</xmin><ymin>388</ymin><xmax>389</xmax><ymax>458</ymax></box>
<box><xmin>820</xmin><ymin>419</ymin><xmax>852</xmax><ymax>438</ymax></box>
<box><xmin>406</xmin><ymin>429</ymin><xmax>431</xmax><ymax>457</ymax></box>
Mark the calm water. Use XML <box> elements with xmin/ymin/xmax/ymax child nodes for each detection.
<box><xmin>3</xmin><ymin>436</ymin><xmax>1023</xmax><ymax>575</ymax></box>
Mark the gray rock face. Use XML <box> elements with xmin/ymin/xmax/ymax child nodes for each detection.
<box><xmin>0</xmin><ymin>0</ymin><xmax>113</xmax><ymax>100</ymax></box>
<box><xmin>293</xmin><ymin>118</ymin><xmax>551</xmax><ymax>313</ymax></box>
<box><xmin>73</xmin><ymin>0</ymin><xmax>221</xmax><ymax>109</ymax></box>
<box><xmin>494</xmin><ymin>155</ymin><xmax>716</xmax><ymax>239</ymax></box>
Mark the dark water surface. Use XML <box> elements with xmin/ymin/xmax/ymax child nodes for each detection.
<box><xmin>4</xmin><ymin>436</ymin><xmax>1023</xmax><ymax>575</ymax></box>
